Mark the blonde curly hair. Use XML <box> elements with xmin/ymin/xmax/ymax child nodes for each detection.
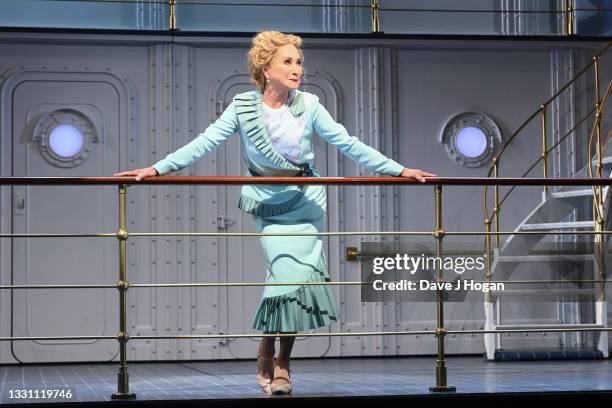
<box><xmin>248</xmin><ymin>31</ymin><xmax>304</xmax><ymax>93</ymax></box>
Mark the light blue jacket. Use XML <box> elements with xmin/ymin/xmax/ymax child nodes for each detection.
<box><xmin>152</xmin><ymin>89</ymin><xmax>404</xmax><ymax>216</ymax></box>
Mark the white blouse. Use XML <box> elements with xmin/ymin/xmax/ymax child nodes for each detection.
<box><xmin>263</xmin><ymin>97</ymin><xmax>307</xmax><ymax>164</ymax></box>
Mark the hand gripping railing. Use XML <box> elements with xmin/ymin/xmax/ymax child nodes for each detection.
<box><xmin>1</xmin><ymin>176</ymin><xmax>612</xmax><ymax>398</ymax></box>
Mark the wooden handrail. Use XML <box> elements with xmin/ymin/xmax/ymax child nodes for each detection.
<box><xmin>1</xmin><ymin>176</ymin><xmax>612</xmax><ymax>186</ymax></box>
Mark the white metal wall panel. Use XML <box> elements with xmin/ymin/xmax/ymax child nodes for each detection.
<box><xmin>11</xmin><ymin>79</ymin><xmax>119</xmax><ymax>362</ymax></box>
<box><xmin>395</xmin><ymin>48</ymin><xmax>559</xmax><ymax>353</ymax></box>
<box><xmin>0</xmin><ymin>34</ymin><xmax>605</xmax><ymax>362</ymax></box>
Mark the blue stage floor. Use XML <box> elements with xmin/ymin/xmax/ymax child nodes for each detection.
<box><xmin>1</xmin><ymin>356</ymin><xmax>611</xmax><ymax>405</ymax></box>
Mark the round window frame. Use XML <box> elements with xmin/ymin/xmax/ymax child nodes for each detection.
<box><xmin>33</xmin><ymin>109</ymin><xmax>99</xmax><ymax>168</ymax></box>
<box><xmin>440</xmin><ymin>112</ymin><xmax>502</xmax><ymax>168</ymax></box>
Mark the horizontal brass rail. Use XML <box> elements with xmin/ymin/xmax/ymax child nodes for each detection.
<box><xmin>348</xmin><ymin>247</ymin><xmax>612</xmax><ymax>259</ymax></box>
<box><xmin>2</xmin><ymin>279</ymin><xmax>610</xmax><ymax>290</ymax></box>
<box><xmin>0</xmin><ymin>284</ymin><xmax>118</xmax><ymax>289</ymax></box>
<box><xmin>3</xmin><ymin>327</ymin><xmax>612</xmax><ymax>342</ymax></box>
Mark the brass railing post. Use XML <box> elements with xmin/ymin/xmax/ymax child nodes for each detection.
<box><xmin>484</xmin><ymin>217</ymin><xmax>493</xmax><ymax>303</ymax></box>
<box><xmin>483</xmin><ymin>215</ymin><xmax>494</xmax><ymax>356</ymax></box>
<box><xmin>493</xmin><ymin>160</ymin><xmax>500</xmax><ymax>249</ymax></box>
<box><xmin>541</xmin><ymin>104</ymin><xmax>549</xmax><ymax>193</ymax></box>
<box><xmin>111</xmin><ymin>185</ymin><xmax>136</xmax><ymax>400</ymax></box>
<box><xmin>371</xmin><ymin>0</ymin><xmax>380</xmax><ymax>33</ymax></box>
<box><xmin>597</xmin><ymin>216</ymin><xmax>606</xmax><ymax>300</ymax></box>
<box><xmin>169</xmin><ymin>0</ymin><xmax>177</xmax><ymax>31</ymax></box>
<box><xmin>593</xmin><ymin>55</ymin><xmax>606</xmax><ymax>306</ymax></box>
<box><xmin>565</xmin><ymin>0</ymin><xmax>575</xmax><ymax>36</ymax></box>
<box><xmin>429</xmin><ymin>185</ymin><xmax>456</xmax><ymax>392</ymax></box>
<box><xmin>594</xmin><ymin>56</ymin><xmax>603</xmax><ymax>211</ymax></box>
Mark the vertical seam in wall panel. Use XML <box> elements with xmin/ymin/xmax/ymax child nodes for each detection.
<box><xmin>148</xmin><ymin>45</ymin><xmax>156</xmax><ymax>360</ymax></box>
<box><xmin>354</xmin><ymin>48</ymin><xmax>362</xmax><ymax>353</ymax></box>
<box><xmin>516</xmin><ymin>0</ymin><xmax>522</xmax><ymax>35</ymax></box>
<box><xmin>551</xmin><ymin>50</ymin><xmax>560</xmax><ymax>180</ymax></box>
<box><xmin>186</xmin><ymin>46</ymin><xmax>196</xmax><ymax>359</ymax></box>
<box><xmin>372</xmin><ymin>46</ymin><xmax>381</xmax><ymax>353</ymax></box>
<box><xmin>567</xmin><ymin>50</ymin><xmax>576</xmax><ymax>177</ymax></box>
<box><xmin>169</xmin><ymin>41</ymin><xmax>177</xmax><ymax>360</ymax></box>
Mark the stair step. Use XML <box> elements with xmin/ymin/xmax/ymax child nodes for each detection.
<box><xmin>591</xmin><ymin>156</ymin><xmax>612</xmax><ymax>166</ymax></box>
<box><xmin>551</xmin><ymin>189</ymin><xmax>594</xmax><ymax>199</ymax></box>
<box><xmin>494</xmin><ymin>348</ymin><xmax>604</xmax><ymax>361</ymax></box>
<box><xmin>497</xmin><ymin>254</ymin><xmax>594</xmax><ymax>262</ymax></box>
<box><xmin>493</xmin><ymin>323</ymin><xmax>603</xmax><ymax>330</ymax></box>
<box><xmin>519</xmin><ymin>221</ymin><xmax>594</xmax><ymax>231</ymax></box>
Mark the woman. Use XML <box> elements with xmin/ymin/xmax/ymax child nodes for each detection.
<box><xmin>115</xmin><ymin>30</ymin><xmax>435</xmax><ymax>395</ymax></box>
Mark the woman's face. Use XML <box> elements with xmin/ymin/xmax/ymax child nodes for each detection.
<box><xmin>264</xmin><ymin>44</ymin><xmax>302</xmax><ymax>92</ymax></box>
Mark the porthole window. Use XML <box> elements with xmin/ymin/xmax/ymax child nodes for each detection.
<box><xmin>33</xmin><ymin>109</ymin><xmax>99</xmax><ymax>168</ymax></box>
<box><xmin>455</xmin><ymin>126</ymin><xmax>488</xmax><ymax>158</ymax></box>
<box><xmin>48</xmin><ymin>125</ymin><xmax>85</xmax><ymax>158</ymax></box>
<box><xmin>440</xmin><ymin>112</ymin><xmax>502</xmax><ymax>168</ymax></box>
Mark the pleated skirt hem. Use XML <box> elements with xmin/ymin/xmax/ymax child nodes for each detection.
<box><xmin>251</xmin><ymin>259</ymin><xmax>340</xmax><ymax>333</ymax></box>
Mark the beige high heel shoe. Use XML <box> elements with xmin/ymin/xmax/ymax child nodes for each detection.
<box><xmin>257</xmin><ymin>346</ymin><xmax>274</xmax><ymax>394</ymax></box>
<box><xmin>270</xmin><ymin>365</ymin><xmax>292</xmax><ymax>395</ymax></box>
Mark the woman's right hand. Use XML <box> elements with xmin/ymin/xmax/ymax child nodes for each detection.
<box><xmin>114</xmin><ymin>166</ymin><xmax>159</xmax><ymax>181</ymax></box>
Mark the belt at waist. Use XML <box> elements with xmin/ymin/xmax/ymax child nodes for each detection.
<box><xmin>249</xmin><ymin>163</ymin><xmax>314</xmax><ymax>177</ymax></box>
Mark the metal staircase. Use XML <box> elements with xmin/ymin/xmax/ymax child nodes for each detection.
<box><xmin>484</xmin><ymin>157</ymin><xmax>612</xmax><ymax>360</ymax></box>
<box><xmin>481</xmin><ymin>42</ymin><xmax>611</xmax><ymax>360</ymax></box>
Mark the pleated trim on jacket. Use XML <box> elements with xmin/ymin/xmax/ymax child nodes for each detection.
<box><xmin>234</xmin><ymin>90</ymin><xmax>308</xmax><ymax>216</ymax></box>
<box><xmin>234</xmin><ymin>90</ymin><xmax>305</xmax><ymax>171</ymax></box>
<box><xmin>236</xmin><ymin>192</ymin><xmax>304</xmax><ymax>217</ymax></box>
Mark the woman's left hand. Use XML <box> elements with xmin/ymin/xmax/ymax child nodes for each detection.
<box><xmin>400</xmin><ymin>167</ymin><xmax>437</xmax><ymax>183</ymax></box>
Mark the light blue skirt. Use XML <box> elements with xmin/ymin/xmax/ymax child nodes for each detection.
<box><xmin>250</xmin><ymin>184</ymin><xmax>340</xmax><ymax>333</ymax></box>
